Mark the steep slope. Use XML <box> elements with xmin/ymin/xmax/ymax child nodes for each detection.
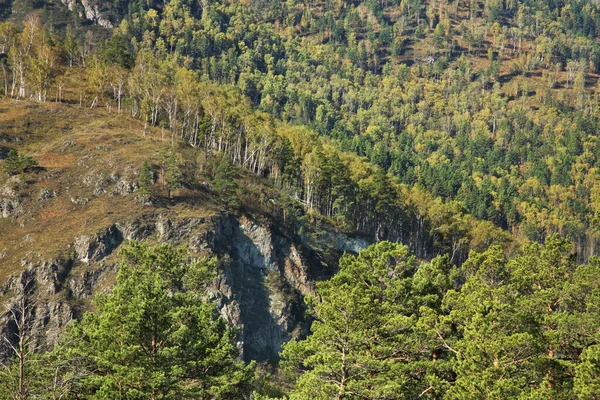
<box><xmin>0</xmin><ymin>99</ymin><xmax>367</xmax><ymax>363</ymax></box>
<box><xmin>3</xmin><ymin>0</ymin><xmax>600</xmax><ymax>367</ymax></box>
<box><xmin>5</xmin><ymin>0</ymin><xmax>599</xmax><ymax>258</ymax></box>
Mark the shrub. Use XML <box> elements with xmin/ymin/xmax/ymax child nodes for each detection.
<box><xmin>3</xmin><ymin>149</ymin><xmax>37</xmax><ymax>175</ymax></box>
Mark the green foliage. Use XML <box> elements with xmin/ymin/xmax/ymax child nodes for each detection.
<box><xmin>212</xmin><ymin>155</ymin><xmax>240</xmax><ymax>209</ymax></box>
<box><xmin>10</xmin><ymin>0</ymin><xmax>600</xmax><ymax>260</ymax></box>
<box><xmin>102</xmin><ymin>34</ymin><xmax>134</xmax><ymax>69</ymax></box>
<box><xmin>281</xmin><ymin>236</ymin><xmax>600</xmax><ymax>398</ymax></box>
<box><xmin>282</xmin><ymin>242</ymin><xmax>455</xmax><ymax>399</ymax></box>
<box><xmin>161</xmin><ymin>147</ymin><xmax>182</xmax><ymax>199</ymax></box>
<box><xmin>252</xmin><ymin>393</ymin><xmax>284</xmax><ymax>400</ymax></box>
<box><xmin>0</xmin><ymin>351</ymin><xmax>68</xmax><ymax>400</ymax></box>
<box><xmin>575</xmin><ymin>345</ymin><xmax>600</xmax><ymax>399</ymax></box>
<box><xmin>5</xmin><ymin>4</ymin><xmax>600</xmax><ymax>393</ymax></box>
<box><xmin>10</xmin><ymin>2</ymin><xmax>600</xmax><ymax>398</ymax></box>
<box><xmin>3</xmin><ymin>149</ymin><xmax>37</xmax><ymax>175</ymax></box>
<box><xmin>138</xmin><ymin>159</ymin><xmax>153</xmax><ymax>196</ymax></box>
<box><xmin>65</xmin><ymin>242</ymin><xmax>256</xmax><ymax>399</ymax></box>
<box><xmin>439</xmin><ymin>235</ymin><xmax>600</xmax><ymax>398</ymax></box>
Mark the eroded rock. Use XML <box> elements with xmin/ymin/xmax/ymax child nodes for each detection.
<box><xmin>0</xmin><ymin>212</ymin><xmax>369</xmax><ymax>363</ymax></box>
<box><xmin>74</xmin><ymin>225</ymin><xmax>123</xmax><ymax>263</ymax></box>
<box><xmin>0</xmin><ymin>198</ymin><xmax>21</xmax><ymax>218</ymax></box>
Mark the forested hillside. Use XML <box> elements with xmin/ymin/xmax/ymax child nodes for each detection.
<box><xmin>4</xmin><ymin>0</ymin><xmax>600</xmax><ymax>261</ymax></box>
<box><xmin>1</xmin><ymin>0</ymin><xmax>600</xmax><ymax>398</ymax></box>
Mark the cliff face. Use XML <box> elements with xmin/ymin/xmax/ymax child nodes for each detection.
<box><xmin>209</xmin><ymin>214</ymin><xmax>316</xmax><ymax>362</ymax></box>
<box><xmin>0</xmin><ymin>212</ymin><xmax>367</xmax><ymax>363</ymax></box>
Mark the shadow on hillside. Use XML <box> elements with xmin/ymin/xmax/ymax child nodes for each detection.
<box><xmin>215</xmin><ymin>218</ymin><xmax>284</xmax><ymax>363</ymax></box>
<box><xmin>497</xmin><ymin>71</ymin><xmax>520</xmax><ymax>84</ymax></box>
<box><xmin>0</xmin><ymin>0</ymin><xmax>12</xmax><ymax>21</ymax></box>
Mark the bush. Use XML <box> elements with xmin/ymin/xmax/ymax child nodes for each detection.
<box><xmin>3</xmin><ymin>149</ymin><xmax>37</xmax><ymax>175</ymax></box>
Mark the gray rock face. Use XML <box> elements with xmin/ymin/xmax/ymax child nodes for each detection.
<box><xmin>116</xmin><ymin>218</ymin><xmax>154</xmax><ymax>241</ymax></box>
<box><xmin>234</xmin><ymin>216</ymin><xmax>280</xmax><ymax>272</ymax></box>
<box><xmin>74</xmin><ymin>225</ymin><xmax>123</xmax><ymax>263</ymax></box>
<box><xmin>0</xmin><ymin>178</ymin><xmax>22</xmax><ymax>218</ymax></box>
<box><xmin>81</xmin><ymin>0</ymin><xmax>114</xmax><ymax>28</ymax></box>
<box><xmin>0</xmin><ymin>213</ymin><xmax>369</xmax><ymax>363</ymax></box>
<box><xmin>70</xmin><ymin>196</ymin><xmax>89</xmax><ymax>205</ymax></box>
<box><xmin>59</xmin><ymin>0</ymin><xmax>113</xmax><ymax>28</ymax></box>
<box><xmin>83</xmin><ymin>169</ymin><xmax>139</xmax><ymax>197</ymax></box>
<box><xmin>319</xmin><ymin>231</ymin><xmax>370</xmax><ymax>254</ymax></box>
<box><xmin>59</xmin><ymin>0</ymin><xmax>77</xmax><ymax>11</ymax></box>
<box><xmin>209</xmin><ymin>215</ymin><xmax>315</xmax><ymax>362</ymax></box>
<box><xmin>0</xmin><ymin>262</ymin><xmax>72</xmax><ymax>355</ymax></box>
<box><xmin>38</xmin><ymin>189</ymin><xmax>56</xmax><ymax>202</ymax></box>
<box><xmin>0</xmin><ymin>258</ymin><xmax>117</xmax><ymax>357</ymax></box>
<box><xmin>0</xmin><ymin>198</ymin><xmax>20</xmax><ymax>218</ymax></box>
<box><xmin>111</xmin><ymin>177</ymin><xmax>139</xmax><ymax>196</ymax></box>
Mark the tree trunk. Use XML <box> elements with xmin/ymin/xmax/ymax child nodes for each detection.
<box><xmin>336</xmin><ymin>347</ymin><xmax>347</xmax><ymax>400</ymax></box>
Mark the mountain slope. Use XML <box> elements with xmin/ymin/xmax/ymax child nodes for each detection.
<box><xmin>0</xmin><ymin>98</ymin><xmax>371</xmax><ymax>363</ymax></box>
<box><xmin>2</xmin><ymin>0</ymin><xmax>600</xmax><ymax>373</ymax></box>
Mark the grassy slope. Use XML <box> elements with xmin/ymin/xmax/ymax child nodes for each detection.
<box><xmin>0</xmin><ymin>98</ymin><xmax>222</xmax><ymax>282</ymax></box>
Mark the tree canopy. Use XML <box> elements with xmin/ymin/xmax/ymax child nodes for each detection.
<box><xmin>64</xmin><ymin>242</ymin><xmax>255</xmax><ymax>399</ymax></box>
<box><xmin>281</xmin><ymin>237</ymin><xmax>600</xmax><ymax>399</ymax></box>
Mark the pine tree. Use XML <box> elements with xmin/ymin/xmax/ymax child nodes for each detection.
<box><xmin>438</xmin><ymin>236</ymin><xmax>599</xmax><ymax>399</ymax></box>
<box><xmin>3</xmin><ymin>149</ymin><xmax>37</xmax><ymax>175</ymax></box>
<box><xmin>575</xmin><ymin>345</ymin><xmax>600</xmax><ymax>399</ymax></box>
<box><xmin>65</xmin><ymin>242</ymin><xmax>256</xmax><ymax>398</ymax></box>
<box><xmin>3</xmin><ymin>149</ymin><xmax>20</xmax><ymax>175</ymax></box>
<box><xmin>282</xmin><ymin>242</ymin><xmax>448</xmax><ymax>399</ymax></box>
<box><xmin>139</xmin><ymin>160</ymin><xmax>153</xmax><ymax>197</ymax></box>
<box><xmin>161</xmin><ymin>147</ymin><xmax>182</xmax><ymax>199</ymax></box>
<box><xmin>213</xmin><ymin>156</ymin><xmax>240</xmax><ymax>209</ymax></box>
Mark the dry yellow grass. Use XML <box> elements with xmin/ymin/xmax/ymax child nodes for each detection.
<box><xmin>35</xmin><ymin>152</ymin><xmax>78</xmax><ymax>169</ymax></box>
<box><xmin>0</xmin><ymin>98</ymin><xmax>221</xmax><ymax>283</ymax></box>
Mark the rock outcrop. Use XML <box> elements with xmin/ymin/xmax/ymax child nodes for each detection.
<box><xmin>0</xmin><ymin>212</ymin><xmax>368</xmax><ymax>363</ymax></box>
<box><xmin>209</xmin><ymin>215</ymin><xmax>315</xmax><ymax>362</ymax></box>
<box><xmin>74</xmin><ymin>225</ymin><xmax>124</xmax><ymax>263</ymax></box>
<box><xmin>0</xmin><ymin>179</ymin><xmax>21</xmax><ymax>218</ymax></box>
<box><xmin>0</xmin><ymin>197</ymin><xmax>20</xmax><ymax>218</ymax></box>
<box><xmin>59</xmin><ymin>0</ymin><xmax>114</xmax><ymax>28</ymax></box>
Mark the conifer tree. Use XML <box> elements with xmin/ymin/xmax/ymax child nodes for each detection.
<box><xmin>213</xmin><ymin>155</ymin><xmax>241</xmax><ymax>209</ymax></box>
<box><xmin>139</xmin><ymin>159</ymin><xmax>153</xmax><ymax>197</ymax></box>
<box><xmin>3</xmin><ymin>149</ymin><xmax>37</xmax><ymax>175</ymax></box>
<box><xmin>65</xmin><ymin>242</ymin><xmax>256</xmax><ymax>398</ymax></box>
<box><xmin>282</xmin><ymin>242</ymin><xmax>451</xmax><ymax>399</ymax></box>
<box><xmin>161</xmin><ymin>147</ymin><xmax>182</xmax><ymax>199</ymax></box>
